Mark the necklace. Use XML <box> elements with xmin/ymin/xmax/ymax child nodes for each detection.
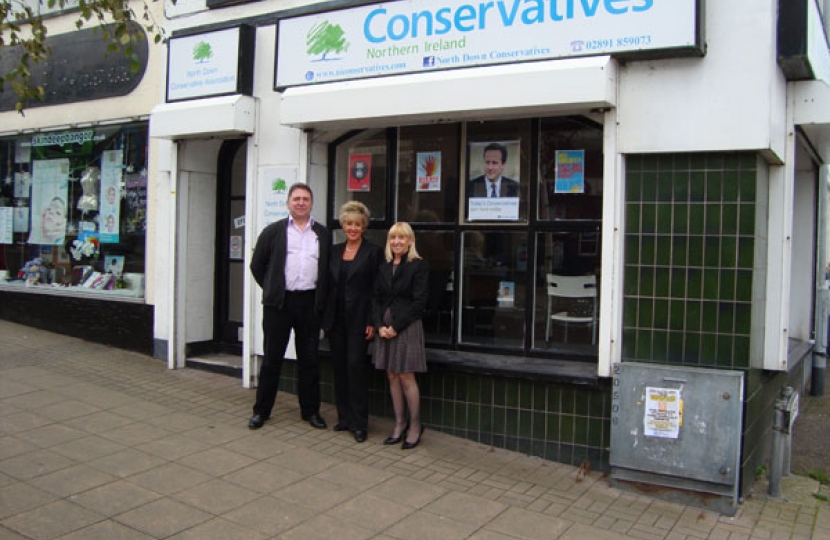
<box><xmin>345</xmin><ymin>244</ymin><xmax>360</xmax><ymax>252</ymax></box>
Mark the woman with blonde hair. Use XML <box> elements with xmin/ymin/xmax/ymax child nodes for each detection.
<box><xmin>322</xmin><ymin>201</ymin><xmax>382</xmax><ymax>442</ymax></box>
<box><xmin>372</xmin><ymin>222</ymin><xmax>429</xmax><ymax>449</ymax></box>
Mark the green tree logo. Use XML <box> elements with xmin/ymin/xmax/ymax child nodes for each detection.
<box><xmin>272</xmin><ymin>178</ymin><xmax>287</xmax><ymax>192</ymax></box>
<box><xmin>306</xmin><ymin>21</ymin><xmax>349</xmax><ymax>61</ymax></box>
<box><xmin>192</xmin><ymin>41</ymin><xmax>213</xmax><ymax>63</ymax></box>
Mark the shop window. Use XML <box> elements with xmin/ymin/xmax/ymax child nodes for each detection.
<box><xmin>464</xmin><ymin>119</ymin><xmax>531</xmax><ymax>224</ymax></box>
<box><xmin>331</xmin><ymin>129</ymin><xmax>388</xmax><ymax>224</ymax></box>
<box><xmin>0</xmin><ymin>123</ymin><xmax>148</xmax><ymax>297</ymax></box>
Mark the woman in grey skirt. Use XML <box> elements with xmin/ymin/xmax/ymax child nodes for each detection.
<box><xmin>372</xmin><ymin>222</ymin><xmax>430</xmax><ymax>450</ymax></box>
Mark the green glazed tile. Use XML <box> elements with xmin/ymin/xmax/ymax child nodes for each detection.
<box><xmin>703</xmin><ymin>268</ymin><xmax>720</xmax><ymax>300</ymax></box>
<box><xmin>636</xmin><ymin>329</ymin><xmax>653</xmax><ymax>359</ymax></box>
<box><xmin>506</xmin><ymin>408</ymin><xmax>520</xmax><ymax>435</ymax></box>
<box><xmin>505</xmin><ymin>380</ymin><xmax>519</xmax><ymax>408</ymax></box>
<box><xmin>533</xmin><ymin>384</ymin><xmax>546</xmax><ymax>410</ymax></box>
<box><xmin>626</xmin><ymin>204</ymin><xmax>641</xmax><ymax>233</ymax></box>
<box><xmin>736</xmin><ymin>270</ymin><xmax>753</xmax><ymax>302</ymax></box>
<box><xmin>670</xmin><ymin>268</ymin><xmax>687</xmax><ymax>299</ymax></box>
<box><xmin>657</xmin><ymin>172</ymin><xmax>673</xmax><ymax>201</ymax></box>
<box><xmin>546</xmin><ymin>414</ymin><xmax>561</xmax><ymax>441</ymax></box>
<box><xmin>656</xmin><ymin>205</ymin><xmax>673</xmax><ymax>233</ymax></box>
<box><xmin>689</xmin><ymin>153</ymin><xmax>707</xmax><ymax>170</ymax></box>
<box><xmin>686</xmin><ymin>301</ymin><xmax>702</xmax><ymax>332</ymax></box>
<box><xmin>706</xmin><ymin>153</ymin><xmax>724</xmax><ymax>170</ymax></box>
<box><xmin>721</xmin><ymin>204</ymin><xmax>738</xmax><ymax>234</ymax></box>
<box><xmin>670</xmin><ymin>300</ymin><xmax>686</xmax><ymax>330</ymax></box>
<box><xmin>685</xmin><ymin>333</ymin><xmax>701</xmax><ymax>363</ymax></box>
<box><xmin>701</xmin><ymin>335</ymin><xmax>718</xmax><ymax>366</ymax></box>
<box><xmin>738</xmin><ymin>237</ymin><xmax>755</xmax><ymax>268</ymax></box>
<box><xmin>642</xmin><ymin>155</ymin><xmax>659</xmax><ymax>172</ymax></box>
<box><xmin>624</xmin><ymin>265</ymin><xmax>640</xmax><ymax>296</ymax></box>
<box><xmin>638</xmin><ymin>298</ymin><xmax>654</xmax><ymax>328</ymax></box>
<box><xmin>673</xmin><ymin>204</ymin><xmax>689</xmax><ymax>234</ymax></box>
<box><xmin>642</xmin><ymin>172</ymin><xmax>658</xmax><ymax>202</ymax></box>
<box><xmin>626</xmin><ymin>173</ymin><xmax>642</xmax><ymax>200</ymax></box>
<box><xmin>588</xmin><ymin>418</ymin><xmax>605</xmax><ymax>447</ymax></box>
<box><xmin>640</xmin><ymin>267</ymin><xmax>655</xmax><ymax>296</ymax></box>
<box><xmin>705</xmin><ymin>206</ymin><xmax>721</xmax><ymax>235</ymax></box>
<box><xmin>654</xmin><ymin>300</ymin><xmax>669</xmax><ymax>329</ymax></box>
<box><xmin>738</xmin><ymin>153</ymin><xmax>757</xmax><ymax>170</ymax></box>
<box><xmin>723</xmin><ymin>154</ymin><xmax>741</xmax><ymax>172</ymax></box>
<box><xmin>689</xmin><ymin>204</ymin><xmax>705</xmax><ymax>234</ymax></box>
<box><xmin>493</xmin><ymin>407</ymin><xmax>506</xmax><ymax>433</ymax></box>
<box><xmin>589</xmin><ymin>392</ymin><xmax>606</xmax><ymax>417</ymax></box>
<box><xmin>658</xmin><ymin>154</ymin><xmax>675</xmax><ymax>171</ymax></box>
<box><xmin>706</xmin><ymin>171</ymin><xmax>723</xmax><ymax>202</ymax></box>
<box><xmin>641</xmin><ymin>235</ymin><xmax>656</xmax><ymax>266</ymax></box>
<box><xmin>734</xmin><ymin>337</ymin><xmax>751</xmax><ymax>366</ymax></box>
<box><xmin>560</xmin><ymin>415</ymin><xmax>575</xmax><ymax>443</ymax></box>
<box><xmin>671</xmin><ymin>236</ymin><xmax>688</xmax><ymax>267</ymax></box>
<box><xmin>623</xmin><ymin>298</ymin><xmax>638</xmax><ymax>328</ymax></box>
<box><xmin>690</xmin><ymin>172</ymin><xmax>706</xmax><ymax>201</ymax></box>
<box><xmin>687</xmin><ymin>268</ymin><xmax>702</xmax><ymax>299</ymax></box>
<box><xmin>519</xmin><ymin>381</ymin><xmax>532</xmax><ymax>409</ymax></box>
<box><xmin>717</xmin><ymin>338</ymin><xmax>735</xmax><ymax>367</ymax></box>
<box><xmin>655</xmin><ymin>268</ymin><xmax>670</xmax><ymax>297</ymax></box>
<box><xmin>720</xmin><ymin>237</ymin><xmax>737</xmax><ymax>268</ymax></box>
<box><xmin>674</xmin><ymin>153</ymin><xmax>690</xmax><ymax>170</ymax></box>
<box><xmin>735</xmin><ymin>303</ymin><xmax>752</xmax><ymax>335</ymax></box>
<box><xmin>533</xmin><ymin>412</ymin><xmax>546</xmax><ymax>439</ymax></box>
<box><xmin>642</xmin><ymin>204</ymin><xmax>656</xmax><ymax>234</ymax></box>
<box><xmin>622</xmin><ymin>328</ymin><xmax>638</xmax><ymax>358</ymax></box>
<box><xmin>704</xmin><ymin>237</ymin><xmax>721</xmax><ymax>268</ymax></box>
<box><xmin>656</xmin><ymin>236</ymin><xmax>672</xmax><ymax>266</ymax></box>
<box><xmin>493</xmin><ymin>379</ymin><xmax>506</xmax><ymax>406</ymax></box>
<box><xmin>739</xmin><ymin>204</ymin><xmax>755</xmax><ymax>235</ymax></box>
<box><xmin>718</xmin><ymin>302</ymin><xmax>735</xmax><ymax>334</ymax></box>
<box><xmin>668</xmin><ymin>331</ymin><xmax>685</xmax><ymax>362</ymax></box>
<box><xmin>562</xmin><ymin>388</ymin><xmax>576</xmax><ymax>415</ymax></box>
<box><xmin>652</xmin><ymin>330</ymin><xmax>668</xmax><ymax>361</ymax></box>
<box><xmin>701</xmin><ymin>302</ymin><xmax>718</xmax><ymax>333</ymax></box>
<box><xmin>673</xmin><ymin>172</ymin><xmax>690</xmax><ymax>201</ymax></box>
<box><xmin>548</xmin><ymin>388</ymin><xmax>562</xmax><ymax>413</ymax></box>
<box><xmin>739</xmin><ymin>171</ymin><xmax>757</xmax><ymax>202</ymax></box>
<box><xmin>574</xmin><ymin>417</ymin><xmax>589</xmax><ymax>445</ymax></box>
<box><xmin>720</xmin><ymin>269</ymin><xmax>736</xmax><ymax>300</ymax></box>
<box><xmin>628</xmin><ymin>155</ymin><xmax>644</xmax><ymax>173</ymax></box>
<box><xmin>625</xmin><ymin>234</ymin><xmax>640</xmax><ymax>264</ymax></box>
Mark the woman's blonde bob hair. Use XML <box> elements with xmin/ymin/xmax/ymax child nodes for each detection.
<box><xmin>338</xmin><ymin>200</ymin><xmax>371</xmax><ymax>229</ymax></box>
<box><xmin>384</xmin><ymin>222</ymin><xmax>422</xmax><ymax>262</ymax></box>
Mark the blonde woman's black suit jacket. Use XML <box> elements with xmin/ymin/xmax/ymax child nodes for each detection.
<box><xmin>322</xmin><ymin>241</ymin><xmax>383</xmax><ymax>334</ymax></box>
<box><xmin>371</xmin><ymin>256</ymin><xmax>430</xmax><ymax>333</ymax></box>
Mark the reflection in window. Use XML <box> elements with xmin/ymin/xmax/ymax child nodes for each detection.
<box><xmin>460</xmin><ymin>231</ymin><xmax>527</xmax><ymax>348</ymax></box>
<box><xmin>417</xmin><ymin>231</ymin><xmax>455</xmax><ymax>345</ymax></box>
<box><xmin>538</xmin><ymin>117</ymin><xmax>603</xmax><ymax>221</ymax></box>
<box><xmin>332</xmin><ymin>129</ymin><xmax>388</xmax><ymax>224</ymax></box>
<box><xmin>397</xmin><ymin>125</ymin><xmax>459</xmax><ymax>224</ymax></box>
<box><xmin>533</xmin><ymin>232</ymin><xmax>600</xmax><ymax>353</ymax></box>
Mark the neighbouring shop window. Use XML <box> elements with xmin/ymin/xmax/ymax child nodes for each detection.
<box><xmin>0</xmin><ymin>123</ymin><xmax>148</xmax><ymax>298</ymax></box>
<box><xmin>328</xmin><ymin>116</ymin><xmax>603</xmax><ymax>360</ymax></box>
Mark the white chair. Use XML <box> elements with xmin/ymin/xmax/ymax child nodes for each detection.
<box><xmin>545</xmin><ymin>274</ymin><xmax>597</xmax><ymax>344</ymax></box>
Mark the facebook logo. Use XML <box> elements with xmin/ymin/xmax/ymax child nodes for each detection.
<box><xmin>422</xmin><ymin>56</ymin><xmax>436</xmax><ymax>68</ymax></box>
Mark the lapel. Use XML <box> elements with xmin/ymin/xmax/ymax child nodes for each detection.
<box><xmin>331</xmin><ymin>244</ymin><xmax>344</xmax><ymax>281</ymax></box>
<box><xmin>347</xmin><ymin>243</ymin><xmax>369</xmax><ymax>281</ymax></box>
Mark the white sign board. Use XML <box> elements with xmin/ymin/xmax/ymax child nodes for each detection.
<box><xmin>168</xmin><ymin>27</ymin><xmax>241</xmax><ymax>101</ymax></box>
<box><xmin>257</xmin><ymin>167</ymin><xmax>295</xmax><ymax>230</ymax></box>
<box><xmin>276</xmin><ymin>0</ymin><xmax>699</xmax><ymax>88</ymax></box>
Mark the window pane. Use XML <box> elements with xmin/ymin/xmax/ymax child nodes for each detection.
<box><xmin>397</xmin><ymin>124</ymin><xmax>459</xmax><ymax>224</ymax></box>
<box><xmin>465</xmin><ymin>119</ymin><xmax>532</xmax><ymax>223</ymax></box>
<box><xmin>538</xmin><ymin>116</ymin><xmax>603</xmax><ymax>220</ymax></box>
<box><xmin>333</xmin><ymin>129</ymin><xmax>387</xmax><ymax>223</ymax></box>
<box><xmin>460</xmin><ymin>230</ymin><xmax>527</xmax><ymax>348</ymax></box>
<box><xmin>416</xmin><ymin>230</ymin><xmax>455</xmax><ymax>345</ymax></box>
<box><xmin>533</xmin><ymin>231</ymin><xmax>601</xmax><ymax>352</ymax></box>
<box><xmin>0</xmin><ymin>123</ymin><xmax>148</xmax><ymax>297</ymax></box>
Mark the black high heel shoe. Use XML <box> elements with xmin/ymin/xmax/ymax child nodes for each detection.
<box><xmin>383</xmin><ymin>422</ymin><xmax>409</xmax><ymax>445</ymax></box>
<box><xmin>401</xmin><ymin>424</ymin><xmax>425</xmax><ymax>450</ymax></box>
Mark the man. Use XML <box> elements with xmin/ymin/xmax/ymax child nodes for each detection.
<box><xmin>248</xmin><ymin>183</ymin><xmax>331</xmax><ymax>430</ymax></box>
<box><xmin>468</xmin><ymin>142</ymin><xmax>519</xmax><ymax>198</ymax></box>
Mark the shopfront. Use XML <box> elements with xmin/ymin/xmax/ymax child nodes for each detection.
<box><xmin>0</xmin><ymin>11</ymin><xmax>163</xmax><ymax>353</ymax></box>
<box><xmin>151</xmin><ymin>0</ymin><xmax>830</xmax><ymax>512</ymax></box>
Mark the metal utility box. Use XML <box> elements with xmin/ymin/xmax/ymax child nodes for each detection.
<box><xmin>609</xmin><ymin>362</ymin><xmax>744</xmax><ymax>515</ymax></box>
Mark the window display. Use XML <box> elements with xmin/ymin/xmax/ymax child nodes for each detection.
<box><xmin>0</xmin><ymin>123</ymin><xmax>148</xmax><ymax>298</ymax></box>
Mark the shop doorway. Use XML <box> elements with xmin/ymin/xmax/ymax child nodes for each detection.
<box><xmin>214</xmin><ymin>139</ymin><xmax>247</xmax><ymax>354</ymax></box>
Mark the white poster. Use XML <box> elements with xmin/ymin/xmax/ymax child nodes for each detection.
<box><xmin>258</xmin><ymin>167</ymin><xmax>295</xmax><ymax>230</ymax></box>
<box><xmin>13</xmin><ymin>207</ymin><xmax>29</xmax><ymax>233</ymax></box>
<box><xmin>0</xmin><ymin>207</ymin><xmax>12</xmax><ymax>244</ymax></box>
<box><xmin>644</xmin><ymin>387</ymin><xmax>682</xmax><ymax>439</ymax></box>
<box><xmin>99</xmin><ymin>150</ymin><xmax>123</xmax><ymax>244</ymax></box>
<box><xmin>27</xmin><ymin>159</ymin><xmax>69</xmax><ymax>245</ymax></box>
<box><xmin>14</xmin><ymin>172</ymin><xmax>30</xmax><ymax>198</ymax></box>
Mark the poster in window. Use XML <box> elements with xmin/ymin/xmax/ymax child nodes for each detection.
<box><xmin>98</xmin><ymin>150</ymin><xmax>122</xmax><ymax>244</ymax></box>
<box><xmin>467</xmin><ymin>140</ymin><xmax>520</xmax><ymax>221</ymax></box>
<box><xmin>0</xmin><ymin>207</ymin><xmax>12</xmax><ymax>244</ymax></box>
<box><xmin>27</xmin><ymin>159</ymin><xmax>69</xmax><ymax>245</ymax></box>
<box><xmin>348</xmin><ymin>153</ymin><xmax>372</xmax><ymax>192</ymax></box>
<box><xmin>554</xmin><ymin>150</ymin><xmax>585</xmax><ymax>194</ymax></box>
<box><xmin>13</xmin><ymin>207</ymin><xmax>29</xmax><ymax>233</ymax></box>
<box><xmin>14</xmin><ymin>172</ymin><xmax>30</xmax><ymax>198</ymax></box>
<box><xmin>416</xmin><ymin>151</ymin><xmax>441</xmax><ymax>192</ymax></box>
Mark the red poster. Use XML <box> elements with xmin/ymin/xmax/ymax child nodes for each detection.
<box><xmin>348</xmin><ymin>154</ymin><xmax>372</xmax><ymax>191</ymax></box>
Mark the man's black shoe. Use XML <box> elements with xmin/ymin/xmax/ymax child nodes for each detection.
<box><xmin>353</xmin><ymin>430</ymin><xmax>367</xmax><ymax>443</ymax></box>
<box><xmin>333</xmin><ymin>422</ymin><xmax>349</xmax><ymax>432</ymax></box>
<box><xmin>305</xmin><ymin>413</ymin><xmax>327</xmax><ymax>429</ymax></box>
<box><xmin>248</xmin><ymin>414</ymin><xmax>267</xmax><ymax>429</ymax></box>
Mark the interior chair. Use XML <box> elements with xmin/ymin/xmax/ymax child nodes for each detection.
<box><xmin>545</xmin><ymin>274</ymin><xmax>597</xmax><ymax>344</ymax></box>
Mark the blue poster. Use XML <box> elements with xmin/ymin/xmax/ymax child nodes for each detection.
<box><xmin>554</xmin><ymin>150</ymin><xmax>585</xmax><ymax>194</ymax></box>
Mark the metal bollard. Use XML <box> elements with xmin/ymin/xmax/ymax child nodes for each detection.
<box><xmin>768</xmin><ymin>386</ymin><xmax>798</xmax><ymax>498</ymax></box>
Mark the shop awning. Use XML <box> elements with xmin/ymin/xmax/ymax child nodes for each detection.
<box><xmin>280</xmin><ymin>56</ymin><xmax>617</xmax><ymax>130</ymax></box>
<box><xmin>149</xmin><ymin>95</ymin><xmax>256</xmax><ymax>140</ymax></box>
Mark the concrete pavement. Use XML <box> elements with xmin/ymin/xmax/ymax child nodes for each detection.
<box><xmin>1</xmin><ymin>319</ymin><xmax>828</xmax><ymax>540</ymax></box>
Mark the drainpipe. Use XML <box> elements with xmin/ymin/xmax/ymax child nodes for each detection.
<box><xmin>769</xmin><ymin>386</ymin><xmax>798</xmax><ymax>498</ymax></box>
<box><xmin>813</xmin><ymin>166</ymin><xmax>829</xmax><ymax>396</ymax></box>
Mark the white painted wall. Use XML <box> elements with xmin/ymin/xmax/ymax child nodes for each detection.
<box><xmin>618</xmin><ymin>0</ymin><xmax>787</xmax><ymax>160</ymax></box>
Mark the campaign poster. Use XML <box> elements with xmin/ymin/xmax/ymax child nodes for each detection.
<box><xmin>416</xmin><ymin>151</ymin><xmax>441</xmax><ymax>192</ymax></box>
<box><xmin>348</xmin><ymin>153</ymin><xmax>372</xmax><ymax>192</ymax></box>
<box><xmin>555</xmin><ymin>150</ymin><xmax>585</xmax><ymax>194</ymax></box>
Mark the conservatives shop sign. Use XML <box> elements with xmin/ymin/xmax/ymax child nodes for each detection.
<box><xmin>275</xmin><ymin>0</ymin><xmax>701</xmax><ymax>88</ymax></box>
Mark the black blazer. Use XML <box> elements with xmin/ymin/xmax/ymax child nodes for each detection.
<box><xmin>321</xmin><ymin>240</ymin><xmax>383</xmax><ymax>334</ymax></box>
<box><xmin>469</xmin><ymin>176</ymin><xmax>519</xmax><ymax>198</ymax></box>
<box><xmin>249</xmin><ymin>218</ymin><xmax>331</xmax><ymax>312</ymax></box>
<box><xmin>372</xmin><ymin>256</ymin><xmax>430</xmax><ymax>333</ymax></box>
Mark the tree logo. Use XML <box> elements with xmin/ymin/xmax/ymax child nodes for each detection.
<box><xmin>271</xmin><ymin>178</ymin><xmax>287</xmax><ymax>193</ymax></box>
<box><xmin>192</xmin><ymin>41</ymin><xmax>213</xmax><ymax>63</ymax></box>
<box><xmin>306</xmin><ymin>21</ymin><xmax>349</xmax><ymax>61</ymax></box>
